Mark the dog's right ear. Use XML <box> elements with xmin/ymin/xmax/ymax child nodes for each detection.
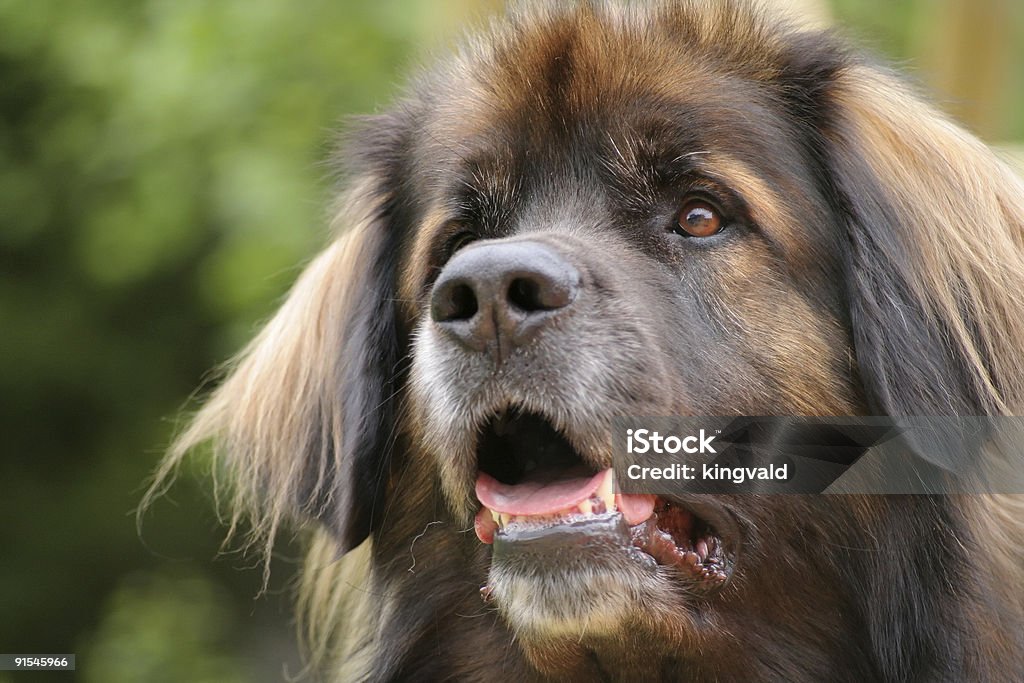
<box><xmin>824</xmin><ymin>64</ymin><xmax>1024</xmax><ymax>417</ymax></box>
<box><xmin>146</xmin><ymin>173</ymin><xmax>401</xmax><ymax>559</ymax></box>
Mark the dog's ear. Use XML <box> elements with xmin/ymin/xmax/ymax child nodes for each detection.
<box><xmin>148</xmin><ymin>176</ymin><xmax>400</xmax><ymax>559</ymax></box>
<box><xmin>822</xmin><ymin>64</ymin><xmax>1024</xmax><ymax>416</ymax></box>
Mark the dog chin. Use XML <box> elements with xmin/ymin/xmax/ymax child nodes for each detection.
<box><xmin>487</xmin><ymin>555</ymin><xmax>656</xmax><ymax>639</ymax></box>
<box><xmin>482</xmin><ymin>512</ymin><xmax>667</xmax><ymax>639</ymax></box>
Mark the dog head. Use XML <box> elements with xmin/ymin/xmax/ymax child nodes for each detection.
<box><xmin>156</xmin><ymin>2</ymin><xmax>1024</xmax><ymax>679</ymax></box>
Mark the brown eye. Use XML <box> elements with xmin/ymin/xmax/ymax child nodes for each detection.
<box><xmin>447</xmin><ymin>230</ymin><xmax>477</xmax><ymax>256</ymax></box>
<box><xmin>676</xmin><ymin>199</ymin><xmax>723</xmax><ymax>238</ymax></box>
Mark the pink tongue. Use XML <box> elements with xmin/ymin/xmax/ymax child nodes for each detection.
<box><xmin>475</xmin><ymin>469</ymin><xmax>659</xmax><ymax>525</ymax></box>
<box><xmin>616</xmin><ymin>492</ymin><xmax>657</xmax><ymax>525</ymax></box>
<box><xmin>476</xmin><ymin>470</ymin><xmax>607</xmax><ymax>515</ymax></box>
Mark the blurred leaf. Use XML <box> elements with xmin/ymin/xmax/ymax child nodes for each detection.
<box><xmin>81</xmin><ymin>570</ymin><xmax>249</xmax><ymax>683</ymax></box>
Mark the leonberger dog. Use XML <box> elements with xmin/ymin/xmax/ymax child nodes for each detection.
<box><xmin>152</xmin><ymin>1</ymin><xmax>1024</xmax><ymax>680</ymax></box>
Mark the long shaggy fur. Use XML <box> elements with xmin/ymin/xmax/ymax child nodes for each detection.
<box><xmin>149</xmin><ymin>2</ymin><xmax>1024</xmax><ymax>681</ymax></box>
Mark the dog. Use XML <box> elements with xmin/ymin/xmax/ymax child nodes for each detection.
<box><xmin>151</xmin><ymin>1</ymin><xmax>1024</xmax><ymax>680</ymax></box>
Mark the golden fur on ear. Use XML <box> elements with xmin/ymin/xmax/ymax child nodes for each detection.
<box><xmin>834</xmin><ymin>65</ymin><xmax>1024</xmax><ymax>649</ymax></box>
<box><xmin>143</xmin><ymin>185</ymin><xmax>388</xmax><ymax>569</ymax></box>
<box><xmin>297</xmin><ymin>531</ymin><xmax>376</xmax><ymax>675</ymax></box>
<box><xmin>833</xmin><ymin>64</ymin><xmax>1024</xmax><ymax>415</ymax></box>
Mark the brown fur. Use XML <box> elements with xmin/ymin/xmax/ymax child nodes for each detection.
<box><xmin>148</xmin><ymin>2</ymin><xmax>1024</xmax><ymax>680</ymax></box>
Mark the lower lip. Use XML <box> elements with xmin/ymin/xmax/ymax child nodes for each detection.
<box><xmin>490</xmin><ymin>511</ymin><xmax>657</xmax><ymax>570</ymax></box>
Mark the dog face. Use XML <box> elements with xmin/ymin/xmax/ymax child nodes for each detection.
<box><xmin>158</xmin><ymin>2</ymin><xmax>1024</xmax><ymax>680</ymax></box>
<box><xmin>399</xmin><ymin>13</ymin><xmax>866</xmax><ymax>645</ymax></box>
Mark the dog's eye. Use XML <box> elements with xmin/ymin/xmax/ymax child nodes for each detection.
<box><xmin>675</xmin><ymin>199</ymin><xmax>723</xmax><ymax>238</ymax></box>
<box><xmin>446</xmin><ymin>230</ymin><xmax>477</xmax><ymax>256</ymax></box>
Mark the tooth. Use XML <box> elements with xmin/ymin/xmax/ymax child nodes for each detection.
<box><xmin>598</xmin><ymin>469</ymin><xmax>615</xmax><ymax>510</ymax></box>
<box><xmin>490</xmin><ymin>509</ymin><xmax>501</xmax><ymax>525</ymax></box>
<box><xmin>500</xmin><ymin>513</ymin><xmax>512</xmax><ymax>527</ymax></box>
<box><xmin>579</xmin><ymin>499</ymin><xmax>593</xmax><ymax>515</ymax></box>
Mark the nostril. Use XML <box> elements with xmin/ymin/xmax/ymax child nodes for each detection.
<box><xmin>508</xmin><ymin>277</ymin><xmax>544</xmax><ymax>312</ymax></box>
<box><xmin>449</xmin><ymin>283</ymin><xmax>478</xmax><ymax>319</ymax></box>
<box><xmin>433</xmin><ymin>281</ymin><xmax>479</xmax><ymax>322</ymax></box>
<box><xmin>507</xmin><ymin>274</ymin><xmax>575</xmax><ymax>313</ymax></box>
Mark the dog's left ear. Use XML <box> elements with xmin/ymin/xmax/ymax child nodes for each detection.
<box><xmin>820</xmin><ymin>62</ymin><xmax>1024</xmax><ymax>416</ymax></box>
<box><xmin>148</xmin><ymin>177</ymin><xmax>401</xmax><ymax>558</ymax></box>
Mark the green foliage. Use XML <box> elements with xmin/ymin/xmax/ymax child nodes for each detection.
<box><xmin>81</xmin><ymin>570</ymin><xmax>249</xmax><ymax>683</ymax></box>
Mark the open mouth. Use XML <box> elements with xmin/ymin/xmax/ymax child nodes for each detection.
<box><xmin>471</xmin><ymin>409</ymin><xmax>732</xmax><ymax>586</ymax></box>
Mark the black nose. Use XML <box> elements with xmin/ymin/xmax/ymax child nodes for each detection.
<box><xmin>430</xmin><ymin>240</ymin><xmax>580</xmax><ymax>360</ymax></box>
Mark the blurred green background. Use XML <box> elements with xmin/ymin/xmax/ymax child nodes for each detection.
<box><xmin>1</xmin><ymin>1</ymin><xmax>1020</xmax><ymax>680</ymax></box>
